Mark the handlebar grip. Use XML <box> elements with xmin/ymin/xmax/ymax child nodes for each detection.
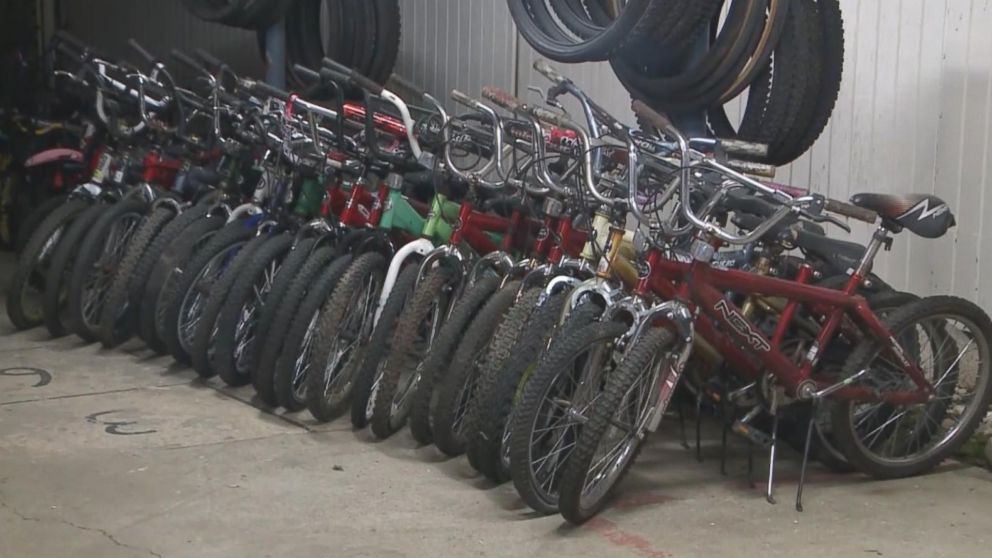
<box><xmin>450</xmin><ymin>89</ymin><xmax>480</xmax><ymax>109</ymax></box>
<box><xmin>292</xmin><ymin>64</ymin><xmax>322</xmax><ymax>84</ymax></box>
<box><xmin>533</xmin><ymin>59</ymin><xmax>567</xmax><ymax>85</ymax></box>
<box><xmin>825</xmin><ymin>199</ymin><xmax>877</xmax><ymax>224</ymax></box>
<box><xmin>480</xmin><ymin>86</ymin><xmax>523</xmax><ymax>113</ymax></box>
<box><xmin>529</xmin><ymin>106</ymin><xmax>569</xmax><ymax>129</ymax></box>
<box><xmin>170</xmin><ymin>49</ymin><xmax>206</xmax><ymax>73</ymax></box>
<box><xmin>128</xmin><ymin>39</ymin><xmax>156</xmax><ymax>65</ymax></box>
<box><xmin>245</xmin><ymin>79</ymin><xmax>290</xmax><ymax>102</ymax></box>
<box><xmin>725</xmin><ymin>159</ymin><xmax>777</xmax><ymax>178</ymax></box>
<box><xmin>718</xmin><ymin>138</ymin><xmax>769</xmax><ymax>158</ymax></box>
<box><xmin>388</xmin><ymin>73</ymin><xmax>426</xmax><ymax>101</ymax></box>
<box><xmin>631</xmin><ymin>99</ymin><xmax>673</xmax><ymax>132</ymax></box>
<box><xmin>193</xmin><ymin>48</ymin><xmax>223</xmax><ymax>71</ymax></box>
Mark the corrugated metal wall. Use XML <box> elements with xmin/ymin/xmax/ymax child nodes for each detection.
<box><xmin>60</xmin><ymin>0</ymin><xmax>992</xmax><ymax>306</ymax></box>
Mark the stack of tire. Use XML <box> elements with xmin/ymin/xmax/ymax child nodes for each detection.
<box><xmin>507</xmin><ymin>0</ymin><xmax>843</xmax><ymax>166</ymax></box>
<box><xmin>180</xmin><ymin>0</ymin><xmax>401</xmax><ymax>93</ymax></box>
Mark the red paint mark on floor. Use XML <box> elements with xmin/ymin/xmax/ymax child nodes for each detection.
<box><xmin>583</xmin><ymin>516</ymin><xmax>672</xmax><ymax>558</ymax></box>
<box><xmin>611</xmin><ymin>491</ymin><xmax>677</xmax><ymax>510</ymax></box>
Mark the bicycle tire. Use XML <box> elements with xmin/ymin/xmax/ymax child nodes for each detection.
<box><xmin>431</xmin><ymin>281</ymin><xmax>522</xmax><ymax>456</ymax></box>
<box><xmin>160</xmin><ymin>219</ymin><xmax>256</xmax><ymax>365</ymax></box>
<box><xmin>467</xmin><ymin>288</ymin><xmax>561</xmax><ymax>483</ymax></box>
<box><xmin>349</xmin><ymin>262</ymin><xmax>419</xmax><ymax>428</ymax></box>
<box><xmin>369</xmin><ymin>266</ymin><xmax>455</xmax><ymax>438</ymax></box>
<box><xmin>5</xmin><ymin>199</ymin><xmax>88</xmax><ymax>330</ymax></box>
<box><xmin>65</xmin><ymin>198</ymin><xmax>148</xmax><ymax>342</ymax></box>
<box><xmin>407</xmin><ymin>274</ymin><xmax>502</xmax><ymax>445</ymax></box>
<box><xmin>188</xmin><ymin>232</ymin><xmax>270</xmax><ymax>378</ymax></box>
<box><xmin>246</xmin><ymin>237</ymin><xmax>319</xmax><ymax>381</ymax></box>
<box><xmin>507</xmin><ymin>300</ymin><xmax>615</xmax><ymax>513</ymax></box>
<box><xmin>41</xmin><ymin>201</ymin><xmax>108</xmax><ymax>337</ymax></box>
<box><xmin>273</xmin><ymin>254</ymin><xmax>353</xmax><ymax>411</ymax></box>
<box><xmin>558</xmin><ymin>327</ymin><xmax>676</xmax><ymax>524</ymax></box>
<box><xmin>305</xmin><ymin>252</ymin><xmax>388</xmax><ymax>421</ymax></box>
<box><xmin>253</xmin><ymin>244</ymin><xmax>336</xmax><ymax>406</ymax></box>
<box><xmin>138</xmin><ymin>212</ymin><xmax>224</xmax><ymax>353</ymax></box>
<box><xmin>829</xmin><ymin>296</ymin><xmax>992</xmax><ymax>479</ymax></box>
<box><xmin>213</xmin><ymin>233</ymin><xmax>295</xmax><ymax>386</ymax></box>
<box><xmin>97</xmin><ymin>204</ymin><xmax>178</xmax><ymax>348</ymax></box>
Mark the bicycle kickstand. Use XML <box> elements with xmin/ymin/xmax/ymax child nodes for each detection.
<box><xmin>795</xmin><ymin>399</ymin><xmax>819</xmax><ymax>512</ymax></box>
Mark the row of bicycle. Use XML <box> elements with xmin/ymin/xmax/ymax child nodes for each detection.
<box><xmin>4</xmin><ymin>32</ymin><xmax>990</xmax><ymax>525</ymax></box>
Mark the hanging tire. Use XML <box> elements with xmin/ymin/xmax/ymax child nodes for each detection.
<box><xmin>5</xmin><ymin>199</ymin><xmax>89</xmax><ymax>330</ymax></box>
<box><xmin>64</xmin><ymin>198</ymin><xmax>148</xmax><ymax>342</ymax></box>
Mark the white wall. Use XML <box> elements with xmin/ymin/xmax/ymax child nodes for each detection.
<box><xmin>395</xmin><ymin>0</ymin><xmax>992</xmax><ymax>307</ymax></box>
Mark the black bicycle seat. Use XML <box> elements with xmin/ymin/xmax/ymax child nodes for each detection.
<box><xmin>850</xmin><ymin>193</ymin><xmax>955</xmax><ymax>238</ymax></box>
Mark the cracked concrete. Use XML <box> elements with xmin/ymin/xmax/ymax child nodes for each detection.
<box><xmin>2</xmin><ymin>252</ymin><xmax>992</xmax><ymax>558</ymax></box>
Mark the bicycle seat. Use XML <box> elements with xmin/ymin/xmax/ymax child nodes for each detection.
<box><xmin>850</xmin><ymin>193</ymin><xmax>955</xmax><ymax>238</ymax></box>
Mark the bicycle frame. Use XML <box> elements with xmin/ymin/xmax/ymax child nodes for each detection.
<box><xmin>642</xmin><ymin>239</ymin><xmax>935</xmax><ymax>405</ymax></box>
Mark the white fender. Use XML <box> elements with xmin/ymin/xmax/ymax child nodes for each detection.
<box><xmin>226</xmin><ymin>203</ymin><xmax>262</xmax><ymax>223</ymax></box>
<box><xmin>373</xmin><ymin>238</ymin><xmax>435</xmax><ymax>325</ymax></box>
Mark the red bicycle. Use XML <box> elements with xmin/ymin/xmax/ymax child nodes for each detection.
<box><xmin>554</xmin><ymin>101</ymin><xmax>992</xmax><ymax>523</ymax></box>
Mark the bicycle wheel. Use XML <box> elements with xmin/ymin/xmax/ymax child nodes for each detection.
<box><xmin>369</xmin><ymin>266</ymin><xmax>455</xmax><ymax>438</ymax></box>
<box><xmin>431</xmin><ymin>280</ymin><xmax>522</xmax><ymax>457</ymax></box>
<box><xmin>253</xmin><ymin>244</ymin><xmax>336</xmax><ymax>406</ymax></box>
<box><xmin>558</xmin><ymin>327</ymin><xmax>675</xmax><ymax>524</ymax></box>
<box><xmin>349</xmin><ymin>262</ymin><xmax>419</xmax><ymax>428</ymax></box>
<box><xmin>161</xmin><ymin>220</ymin><xmax>256</xmax><ymax>365</ymax></box>
<box><xmin>406</xmin><ymin>274</ymin><xmax>502</xmax><ymax>444</ymax></box>
<box><xmin>41</xmin><ymin>201</ymin><xmax>108</xmax><ymax>337</ymax></box>
<box><xmin>467</xmin><ymin>288</ymin><xmax>564</xmax><ymax>483</ymax></box>
<box><xmin>212</xmin><ymin>233</ymin><xmax>295</xmax><ymax>386</ymax></box>
<box><xmin>305</xmin><ymin>252</ymin><xmax>387</xmax><ymax>421</ymax></box>
<box><xmin>139</xmin><ymin>212</ymin><xmax>225</xmax><ymax>353</ymax></box>
<box><xmin>830</xmin><ymin>296</ymin><xmax>992</xmax><ymax>478</ymax></box>
<box><xmin>97</xmin><ymin>204</ymin><xmax>178</xmax><ymax>348</ymax></box>
<box><xmin>274</xmin><ymin>254</ymin><xmax>353</xmax><ymax>412</ymax></box>
<box><xmin>65</xmin><ymin>198</ymin><xmax>148</xmax><ymax>342</ymax></box>
<box><xmin>5</xmin><ymin>199</ymin><xmax>88</xmax><ymax>330</ymax></box>
<box><xmin>507</xmin><ymin>301</ymin><xmax>623</xmax><ymax>514</ymax></box>
<box><xmin>188</xmin><ymin>233</ymin><xmax>270</xmax><ymax>377</ymax></box>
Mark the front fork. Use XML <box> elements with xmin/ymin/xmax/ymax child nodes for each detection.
<box><xmin>372</xmin><ymin>237</ymin><xmax>436</xmax><ymax>326</ymax></box>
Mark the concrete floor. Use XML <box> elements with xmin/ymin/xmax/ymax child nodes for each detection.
<box><xmin>1</xmin><ymin>252</ymin><xmax>991</xmax><ymax>558</ymax></box>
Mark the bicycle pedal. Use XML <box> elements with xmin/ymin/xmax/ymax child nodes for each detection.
<box><xmin>731</xmin><ymin>421</ymin><xmax>772</xmax><ymax>448</ymax></box>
